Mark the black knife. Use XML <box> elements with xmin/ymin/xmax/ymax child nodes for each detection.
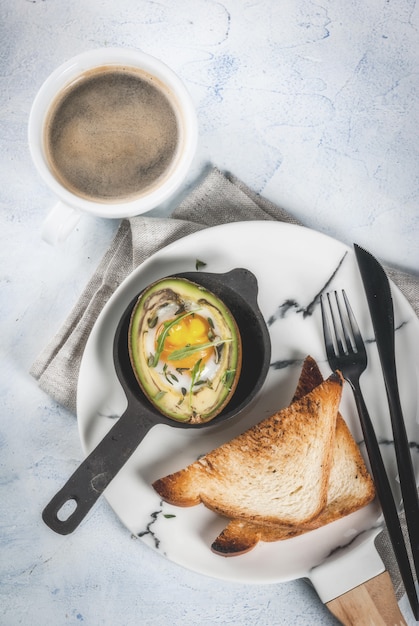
<box><xmin>354</xmin><ymin>244</ymin><xmax>419</xmax><ymax>588</ymax></box>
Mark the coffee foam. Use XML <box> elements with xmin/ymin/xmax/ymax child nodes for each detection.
<box><xmin>44</xmin><ymin>67</ymin><xmax>180</xmax><ymax>202</ymax></box>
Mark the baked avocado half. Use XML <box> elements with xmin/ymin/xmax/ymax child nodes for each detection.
<box><xmin>128</xmin><ymin>277</ymin><xmax>242</xmax><ymax>423</ymax></box>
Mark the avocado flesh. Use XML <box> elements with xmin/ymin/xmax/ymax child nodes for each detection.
<box><xmin>128</xmin><ymin>277</ymin><xmax>242</xmax><ymax>423</ymax></box>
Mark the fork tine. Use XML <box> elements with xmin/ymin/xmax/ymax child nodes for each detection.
<box><xmin>320</xmin><ymin>294</ymin><xmax>335</xmax><ymax>359</ymax></box>
<box><xmin>334</xmin><ymin>289</ymin><xmax>358</xmax><ymax>355</ymax></box>
<box><xmin>321</xmin><ymin>291</ymin><xmax>347</xmax><ymax>357</ymax></box>
<box><xmin>328</xmin><ymin>291</ymin><xmax>347</xmax><ymax>354</ymax></box>
<box><xmin>342</xmin><ymin>289</ymin><xmax>365</xmax><ymax>355</ymax></box>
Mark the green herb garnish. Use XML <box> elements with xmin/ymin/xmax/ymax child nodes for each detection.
<box><xmin>195</xmin><ymin>259</ymin><xmax>207</xmax><ymax>271</ymax></box>
<box><xmin>162</xmin><ymin>363</ymin><xmax>179</xmax><ymax>385</ymax></box>
<box><xmin>190</xmin><ymin>358</ymin><xmax>204</xmax><ymax>389</ymax></box>
<box><xmin>167</xmin><ymin>338</ymin><xmax>232</xmax><ymax>362</ymax></box>
<box><xmin>221</xmin><ymin>368</ymin><xmax>236</xmax><ymax>390</ymax></box>
<box><xmin>149</xmin><ymin>310</ymin><xmax>198</xmax><ymax>367</ymax></box>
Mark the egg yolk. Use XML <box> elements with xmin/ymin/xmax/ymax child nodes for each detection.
<box><xmin>158</xmin><ymin>314</ymin><xmax>214</xmax><ymax>369</ymax></box>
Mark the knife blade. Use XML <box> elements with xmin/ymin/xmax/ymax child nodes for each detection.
<box><xmin>354</xmin><ymin>244</ymin><xmax>419</xmax><ymax>615</ymax></box>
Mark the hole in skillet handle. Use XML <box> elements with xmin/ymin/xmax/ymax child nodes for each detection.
<box><xmin>41</xmin><ymin>268</ymin><xmax>271</xmax><ymax>534</ymax></box>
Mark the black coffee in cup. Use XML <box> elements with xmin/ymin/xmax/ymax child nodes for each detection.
<box><xmin>44</xmin><ymin>66</ymin><xmax>180</xmax><ymax>203</ymax></box>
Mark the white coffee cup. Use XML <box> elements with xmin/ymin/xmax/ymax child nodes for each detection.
<box><xmin>28</xmin><ymin>48</ymin><xmax>198</xmax><ymax>245</ymax></box>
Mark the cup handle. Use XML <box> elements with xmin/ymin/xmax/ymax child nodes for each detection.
<box><xmin>42</xmin><ymin>201</ymin><xmax>81</xmax><ymax>245</ymax></box>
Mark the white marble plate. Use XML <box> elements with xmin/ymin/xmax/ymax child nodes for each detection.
<box><xmin>77</xmin><ymin>221</ymin><xmax>419</xmax><ymax>591</ymax></box>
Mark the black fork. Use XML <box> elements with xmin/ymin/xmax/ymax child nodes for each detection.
<box><xmin>321</xmin><ymin>290</ymin><xmax>419</xmax><ymax>620</ymax></box>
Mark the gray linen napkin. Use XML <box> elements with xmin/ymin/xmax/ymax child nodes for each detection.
<box><xmin>30</xmin><ymin>166</ymin><xmax>418</xmax><ymax>602</ymax></box>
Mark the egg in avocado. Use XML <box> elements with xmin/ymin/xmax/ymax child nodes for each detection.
<box><xmin>128</xmin><ymin>277</ymin><xmax>242</xmax><ymax>423</ymax></box>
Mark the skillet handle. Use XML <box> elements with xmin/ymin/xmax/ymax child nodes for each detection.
<box><xmin>326</xmin><ymin>572</ymin><xmax>407</xmax><ymax>626</ymax></box>
<box><xmin>42</xmin><ymin>406</ymin><xmax>155</xmax><ymax>535</ymax></box>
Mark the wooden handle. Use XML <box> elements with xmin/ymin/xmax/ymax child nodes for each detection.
<box><xmin>326</xmin><ymin>571</ymin><xmax>406</xmax><ymax>626</ymax></box>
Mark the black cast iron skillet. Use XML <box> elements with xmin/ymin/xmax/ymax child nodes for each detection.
<box><xmin>42</xmin><ymin>268</ymin><xmax>271</xmax><ymax>534</ymax></box>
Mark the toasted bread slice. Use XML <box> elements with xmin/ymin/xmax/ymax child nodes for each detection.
<box><xmin>291</xmin><ymin>356</ymin><xmax>374</xmax><ymax>528</ymax></box>
<box><xmin>211</xmin><ymin>357</ymin><xmax>375</xmax><ymax>556</ymax></box>
<box><xmin>211</xmin><ymin>411</ymin><xmax>376</xmax><ymax>555</ymax></box>
<box><xmin>153</xmin><ymin>370</ymin><xmax>343</xmax><ymax>526</ymax></box>
<box><xmin>211</xmin><ymin>519</ymin><xmax>302</xmax><ymax>556</ymax></box>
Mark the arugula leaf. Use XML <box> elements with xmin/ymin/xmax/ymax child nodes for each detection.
<box><xmin>167</xmin><ymin>339</ymin><xmax>232</xmax><ymax>362</ymax></box>
<box><xmin>190</xmin><ymin>358</ymin><xmax>205</xmax><ymax>403</ymax></box>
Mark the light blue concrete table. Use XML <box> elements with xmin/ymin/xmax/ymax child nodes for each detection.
<box><xmin>1</xmin><ymin>1</ymin><xmax>418</xmax><ymax>624</ymax></box>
